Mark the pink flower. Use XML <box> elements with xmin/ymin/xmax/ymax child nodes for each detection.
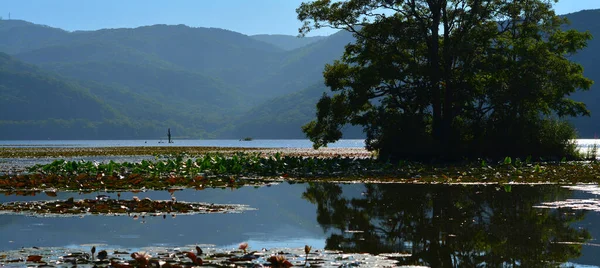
<box><xmin>131</xmin><ymin>251</ymin><xmax>151</xmax><ymax>266</ymax></box>
<box><xmin>186</xmin><ymin>252</ymin><xmax>203</xmax><ymax>265</ymax></box>
<box><xmin>238</xmin><ymin>242</ymin><xmax>249</xmax><ymax>253</ymax></box>
<box><xmin>268</xmin><ymin>255</ymin><xmax>293</xmax><ymax>268</ymax></box>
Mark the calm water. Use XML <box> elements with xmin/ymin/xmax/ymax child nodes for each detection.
<box><xmin>1</xmin><ymin>183</ymin><xmax>599</xmax><ymax>267</ymax></box>
<box><xmin>1</xmin><ymin>139</ymin><xmax>600</xmax><ymax>266</ymax></box>
<box><xmin>0</xmin><ymin>139</ymin><xmax>596</xmax><ymax>157</ymax></box>
<box><xmin>0</xmin><ymin>139</ymin><xmax>365</xmax><ymax>148</ymax></box>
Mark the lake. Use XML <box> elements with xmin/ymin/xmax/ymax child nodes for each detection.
<box><xmin>1</xmin><ymin>139</ymin><xmax>600</xmax><ymax>267</ymax></box>
<box><xmin>0</xmin><ymin>183</ymin><xmax>599</xmax><ymax>267</ymax></box>
<box><xmin>0</xmin><ymin>139</ymin><xmax>366</xmax><ymax>148</ymax></box>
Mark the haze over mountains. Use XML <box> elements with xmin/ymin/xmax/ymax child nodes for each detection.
<box><xmin>0</xmin><ymin>9</ymin><xmax>599</xmax><ymax>140</ymax></box>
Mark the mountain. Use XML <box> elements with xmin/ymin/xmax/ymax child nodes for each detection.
<box><xmin>225</xmin><ymin>83</ymin><xmax>363</xmax><ymax>139</ymax></box>
<box><xmin>0</xmin><ymin>52</ymin><xmax>117</xmax><ymax>122</ymax></box>
<box><xmin>563</xmin><ymin>9</ymin><xmax>600</xmax><ymax>138</ymax></box>
<box><xmin>0</xmin><ymin>20</ymin><xmax>351</xmax><ymax>102</ymax></box>
<box><xmin>0</xmin><ymin>52</ymin><xmax>134</xmax><ymax>139</ymax></box>
<box><xmin>226</xmin><ymin>83</ymin><xmax>327</xmax><ymax>138</ymax></box>
<box><xmin>251</xmin><ymin>34</ymin><xmax>328</xmax><ymax>51</ymax></box>
<box><xmin>0</xmin><ymin>9</ymin><xmax>599</xmax><ymax>140</ymax></box>
<box><xmin>29</xmin><ymin>60</ymin><xmax>247</xmax><ymax>119</ymax></box>
<box><xmin>0</xmin><ymin>53</ymin><xmax>230</xmax><ymax>139</ymax></box>
<box><xmin>0</xmin><ymin>20</ymin><xmax>70</xmax><ymax>54</ymax></box>
<box><xmin>67</xmin><ymin>25</ymin><xmax>285</xmax><ymax>90</ymax></box>
<box><xmin>247</xmin><ymin>30</ymin><xmax>354</xmax><ymax>97</ymax></box>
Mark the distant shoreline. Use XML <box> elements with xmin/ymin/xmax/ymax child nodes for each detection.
<box><xmin>0</xmin><ymin>146</ymin><xmax>372</xmax><ymax>158</ymax></box>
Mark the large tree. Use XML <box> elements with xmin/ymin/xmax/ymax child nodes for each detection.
<box><xmin>298</xmin><ymin>0</ymin><xmax>593</xmax><ymax>160</ymax></box>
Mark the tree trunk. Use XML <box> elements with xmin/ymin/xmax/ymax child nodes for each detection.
<box><xmin>428</xmin><ymin>1</ymin><xmax>443</xmax><ymax>154</ymax></box>
<box><xmin>442</xmin><ymin>1</ymin><xmax>454</xmax><ymax>157</ymax></box>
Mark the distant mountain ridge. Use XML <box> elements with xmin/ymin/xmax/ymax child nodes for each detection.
<box><xmin>0</xmin><ymin>9</ymin><xmax>599</xmax><ymax>139</ymax></box>
<box><xmin>251</xmin><ymin>34</ymin><xmax>328</xmax><ymax>50</ymax></box>
<box><xmin>563</xmin><ymin>9</ymin><xmax>600</xmax><ymax>138</ymax></box>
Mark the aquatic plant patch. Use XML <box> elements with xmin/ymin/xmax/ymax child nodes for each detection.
<box><xmin>0</xmin><ymin>172</ymin><xmax>266</xmax><ymax>191</ymax></box>
<box><xmin>0</xmin><ymin>196</ymin><xmax>253</xmax><ymax>217</ymax></box>
<box><xmin>2</xmin><ymin>153</ymin><xmax>600</xmax><ymax>191</ymax></box>
<box><xmin>0</xmin><ymin>244</ymin><xmax>399</xmax><ymax>267</ymax></box>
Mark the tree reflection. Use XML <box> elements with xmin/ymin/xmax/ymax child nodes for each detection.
<box><xmin>303</xmin><ymin>184</ymin><xmax>590</xmax><ymax>267</ymax></box>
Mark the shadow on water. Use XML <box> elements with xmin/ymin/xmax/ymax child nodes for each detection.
<box><xmin>303</xmin><ymin>183</ymin><xmax>592</xmax><ymax>267</ymax></box>
<box><xmin>0</xmin><ymin>183</ymin><xmax>597</xmax><ymax>267</ymax></box>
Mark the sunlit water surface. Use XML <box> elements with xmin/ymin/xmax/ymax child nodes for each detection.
<box><xmin>0</xmin><ymin>138</ymin><xmax>596</xmax><ymax>149</ymax></box>
<box><xmin>0</xmin><ymin>183</ymin><xmax>599</xmax><ymax>267</ymax></box>
<box><xmin>1</xmin><ymin>139</ymin><xmax>600</xmax><ymax>266</ymax></box>
<box><xmin>0</xmin><ymin>139</ymin><xmax>365</xmax><ymax>148</ymax></box>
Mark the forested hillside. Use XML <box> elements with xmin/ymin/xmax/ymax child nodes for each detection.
<box><xmin>0</xmin><ymin>52</ymin><xmax>137</xmax><ymax>139</ymax></box>
<box><xmin>0</xmin><ymin>9</ymin><xmax>598</xmax><ymax>140</ymax></box>
<box><xmin>565</xmin><ymin>9</ymin><xmax>600</xmax><ymax>137</ymax></box>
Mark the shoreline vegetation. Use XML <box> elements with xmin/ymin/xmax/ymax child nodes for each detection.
<box><xmin>0</xmin><ymin>146</ymin><xmax>599</xmax><ymax>192</ymax></box>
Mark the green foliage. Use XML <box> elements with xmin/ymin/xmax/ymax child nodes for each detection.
<box><xmin>9</xmin><ymin>154</ymin><xmax>600</xmax><ymax>192</ymax></box>
<box><xmin>0</xmin><ymin>53</ymin><xmax>118</xmax><ymax>122</ymax></box>
<box><xmin>299</xmin><ymin>0</ymin><xmax>593</xmax><ymax>160</ymax></box>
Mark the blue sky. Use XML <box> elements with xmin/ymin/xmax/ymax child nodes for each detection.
<box><xmin>1</xmin><ymin>0</ymin><xmax>599</xmax><ymax>36</ymax></box>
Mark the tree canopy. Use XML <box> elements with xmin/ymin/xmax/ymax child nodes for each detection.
<box><xmin>299</xmin><ymin>0</ymin><xmax>593</xmax><ymax>160</ymax></box>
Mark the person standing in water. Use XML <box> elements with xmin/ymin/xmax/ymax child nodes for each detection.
<box><xmin>168</xmin><ymin>128</ymin><xmax>172</xmax><ymax>143</ymax></box>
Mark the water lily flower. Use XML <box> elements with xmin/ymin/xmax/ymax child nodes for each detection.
<box><xmin>304</xmin><ymin>245</ymin><xmax>312</xmax><ymax>266</ymax></box>
<box><xmin>186</xmin><ymin>252</ymin><xmax>203</xmax><ymax>265</ymax></box>
<box><xmin>304</xmin><ymin>245</ymin><xmax>311</xmax><ymax>255</ymax></box>
<box><xmin>239</xmin><ymin>242</ymin><xmax>249</xmax><ymax>254</ymax></box>
<box><xmin>131</xmin><ymin>251</ymin><xmax>151</xmax><ymax>267</ymax></box>
<box><xmin>132</xmin><ymin>196</ymin><xmax>140</xmax><ymax>202</ymax></box>
<box><xmin>268</xmin><ymin>255</ymin><xmax>293</xmax><ymax>268</ymax></box>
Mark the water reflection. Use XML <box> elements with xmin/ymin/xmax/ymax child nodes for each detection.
<box><xmin>0</xmin><ymin>185</ymin><xmax>326</xmax><ymax>251</ymax></box>
<box><xmin>303</xmin><ymin>184</ymin><xmax>591</xmax><ymax>267</ymax></box>
<box><xmin>0</xmin><ymin>183</ymin><xmax>595</xmax><ymax>266</ymax></box>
